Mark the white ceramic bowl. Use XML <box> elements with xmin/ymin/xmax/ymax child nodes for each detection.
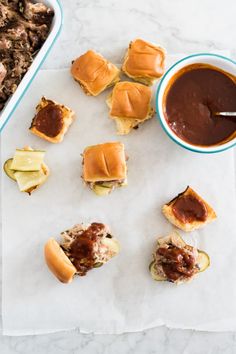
<box><xmin>156</xmin><ymin>53</ymin><xmax>236</xmax><ymax>153</ymax></box>
<box><xmin>0</xmin><ymin>0</ymin><xmax>63</xmax><ymax>133</ymax></box>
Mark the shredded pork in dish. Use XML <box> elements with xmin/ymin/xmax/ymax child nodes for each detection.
<box><xmin>0</xmin><ymin>0</ymin><xmax>54</xmax><ymax>111</ymax></box>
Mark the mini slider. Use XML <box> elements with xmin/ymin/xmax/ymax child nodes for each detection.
<box><xmin>82</xmin><ymin>142</ymin><xmax>128</xmax><ymax>196</ymax></box>
<box><xmin>44</xmin><ymin>223</ymin><xmax>120</xmax><ymax>283</ymax></box>
<box><xmin>122</xmin><ymin>38</ymin><xmax>166</xmax><ymax>86</ymax></box>
<box><xmin>106</xmin><ymin>81</ymin><xmax>154</xmax><ymax>135</ymax></box>
<box><xmin>71</xmin><ymin>50</ymin><xmax>120</xmax><ymax>96</ymax></box>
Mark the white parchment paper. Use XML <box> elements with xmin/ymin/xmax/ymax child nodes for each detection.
<box><xmin>1</xmin><ymin>55</ymin><xmax>236</xmax><ymax>335</ymax></box>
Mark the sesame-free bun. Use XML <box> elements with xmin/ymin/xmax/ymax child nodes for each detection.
<box><xmin>44</xmin><ymin>238</ymin><xmax>76</xmax><ymax>283</ymax></box>
<box><xmin>82</xmin><ymin>142</ymin><xmax>127</xmax><ymax>182</ymax></box>
<box><xmin>71</xmin><ymin>50</ymin><xmax>120</xmax><ymax>96</ymax></box>
<box><xmin>106</xmin><ymin>81</ymin><xmax>154</xmax><ymax>135</ymax></box>
<box><xmin>122</xmin><ymin>39</ymin><xmax>166</xmax><ymax>86</ymax></box>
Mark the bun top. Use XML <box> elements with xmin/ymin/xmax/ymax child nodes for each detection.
<box><xmin>109</xmin><ymin>81</ymin><xmax>152</xmax><ymax>120</ymax></box>
<box><xmin>44</xmin><ymin>238</ymin><xmax>76</xmax><ymax>283</ymax></box>
<box><xmin>71</xmin><ymin>50</ymin><xmax>120</xmax><ymax>95</ymax></box>
<box><xmin>122</xmin><ymin>39</ymin><xmax>166</xmax><ymax>78</ymax></box>
<box><xmin>83</xmin><ymin>142</ymin><xmax>127</xmax><ymax>182</ymax></box>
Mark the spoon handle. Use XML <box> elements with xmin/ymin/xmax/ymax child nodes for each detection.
<box><xmin>214</xmin><ymin>112</ymin><xmax>236</xmax><ymax>117</ymax></box>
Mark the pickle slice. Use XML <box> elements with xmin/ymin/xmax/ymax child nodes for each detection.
<box><xmin>93</xmin><ymin>184</ymin><xmax>112</xmax><ymax>196</ymax></box>
<box><xmin>11</xmin><ymin>150</ymin><xmax>45</xmax><ymax>171</ymax></box>
<box><xmin>3</xmin><ymin>158</ymin><xmax>16</xmax><ymax>181</ymax></box>
<box><xmin>149</xmin><ymin>261</ymin><xmax>166</xmax><ymax>281</ymax></box>
<box><xmin>149</xmin><ymin>249</ymin><xmax>210</xmax><ymax>282</ymax></box>
<box><xmin>14</xmin><ymin>169</ymin><xmax>48</xmax><ymax>192</ymax></box>
<box><xmin>197</xmin><ymin>250</ymin><xmax>210</xmax><ymax>272</ymax></box>
<box><xmin>100</xmin><ymin>182</ymin><xmax>114</xmax><ymax>188</ymax></box>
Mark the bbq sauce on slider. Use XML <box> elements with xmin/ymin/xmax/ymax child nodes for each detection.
<box><xmin>70</xmin><ymin>223</ymin><xmax>104</xmax><ymax>275</ymax></box>
<box><xmin>34</xmin><ymin>104</ymin><xmax>63</xmax><ymax>137</ymax></box>
<box><xmin>172</xmin><ymin>195</ymin><xmax>207</xmax><ymax>223</ymax></box>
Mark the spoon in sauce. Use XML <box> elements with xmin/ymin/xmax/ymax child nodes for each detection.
<box><xmin>214</xmin><ymin>112</ymin><xmax>236</xmax><ymax>117</ymax></box>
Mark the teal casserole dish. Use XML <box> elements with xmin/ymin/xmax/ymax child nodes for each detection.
<box><xmin>0</xmin><ymin>0</ymin><xmax>63</xmax><ymax>132</ymax></box>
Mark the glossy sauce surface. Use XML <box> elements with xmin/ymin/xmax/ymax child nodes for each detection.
<box><xmin>164</xmin><ymin>64</ymin><xmax>236</xmax><ymax>146</ymax></box>
<box><xmin>34</xmin><ymin>104</ymin><xmax>63</xmax><ymax>137</ymax></box>
<box><xmin>70</xmin><ymin>223</ymin><xmax>104</xmax><ymax>275</ymax></box>
<box><xmin>172</xmin><ymin>195</ymin><xmax>207</xmax><ymax>223</ymax></box>
<box><xmin>157</xmin><ymin>245</ymin><xmax>196</xmax><ymax>282</ymax></box>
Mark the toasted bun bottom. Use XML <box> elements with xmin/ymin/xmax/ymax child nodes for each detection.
<box><xmin>30</xmin><ymin>97</ymin><xmax>75</xmax><ymax>143</ymax></box>
<box><xmin>162</xmin><ymin>186</ymin><xmax>217</xmax><ymax>232</ymax></box>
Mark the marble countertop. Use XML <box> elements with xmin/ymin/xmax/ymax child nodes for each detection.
<box><xmin>1</xmin><ymin>0</ymin><xmax>236</xmax><ymax>352</ymax></box>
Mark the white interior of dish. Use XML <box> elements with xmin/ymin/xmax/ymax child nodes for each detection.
<box><xmin>157</xmin><ymin>54</ymin><xmax>236</xmax><ymax>153</ymax></box>
<box><xmin>0</xmin><ymin>0</ymin><xmax>62</xmax><ymax>132</ymax></box>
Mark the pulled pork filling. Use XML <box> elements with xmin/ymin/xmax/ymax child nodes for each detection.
<box><xmin>61</xmin><ymin>223</ymin><xmax>116</xmax><ymax>276</ymax></box>
<box><xmin>88</xmin><ymin>179</ymin><xmax>126</xmax><ymax>191</ymax></box>
<box><xmin>0</xmin><ymin>0</ymin><xmax>54</xmax><ymax>111</ymax></box>
<box><xmin>155</xmin><ymin>243</ymin><xmax>199</xmax><ymax>282</ymax></box>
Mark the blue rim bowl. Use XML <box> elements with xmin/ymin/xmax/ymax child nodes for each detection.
<box><xmin>156</xmin><ymin>53</ymin><xmax>236</xmax><ymax>153</ymax></box>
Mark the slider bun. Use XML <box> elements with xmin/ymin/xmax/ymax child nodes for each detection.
<box><xmin>122</xmin><ymin>39</ymin><xmax>166</xmax><ymax>85</ymax></box>
<box><xmin>83</xmin><ymin>142</ymin><xmax>127</xmax><ymax>182</ymax></box>
<box><xmin>71</xmin><ymin>50</ymin><xmax>120</xmax><ymax>96</ymax></box>
<box><xmin>44</xmin><ymin>238</ymin><xmax>77</xmax><ymax>283</ymax></box>
<box><xmin>108</xmin><ymin>82</ymin><xmax>152</xmax><ymax>120</ymax></box>
<box><xmin>162</xmin><ymin>186</ymin><xmax>217</xmax><ymax>232</ymax></box>
<box><xmin>106</xmin><ymin>82</ymin><xmax>154</xmax><ymax>135</ymax></box>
